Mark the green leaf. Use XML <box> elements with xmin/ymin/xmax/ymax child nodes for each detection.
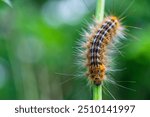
<box><xmin>1</xmin><ymin>0</ymin><xmax>12</xmax><ymax>7</ymax></box>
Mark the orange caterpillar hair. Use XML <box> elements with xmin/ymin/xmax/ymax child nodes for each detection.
<box><xmin>80</xmin><ymin>16</ymin><xmax>125</xmax><ymax>86</ymax></box>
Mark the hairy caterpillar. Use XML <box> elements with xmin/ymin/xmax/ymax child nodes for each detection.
<box><xmin>79</xmin><ymin>16</ymin><xmax>125</xmax><ymax>86</ymax></box>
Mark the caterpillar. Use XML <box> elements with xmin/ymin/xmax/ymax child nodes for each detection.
<box><xmin>80</xmin><ymin>16</ymin><xmax>125</xmax><ymax>86</ymax></box>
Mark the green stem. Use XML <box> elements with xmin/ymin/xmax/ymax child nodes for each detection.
<box><xmin>93</xmin><ymin>0</ymin><xmax>105</xmax><ymax>100</ymax></box>
<box><xmin>96</xmin><ymin>0</ymin><xmax>105</xmax><ymax>21</ymax></box>
<box><xmin>93</xmin><ymin>85</ymin><xmax>102</xmax><ymax>100</ymax></box>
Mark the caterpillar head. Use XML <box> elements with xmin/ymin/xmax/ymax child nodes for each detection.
<box><xmin>90</xmin><ymin>64</ymin><xmax>106</xmax><ymax>86</ymax></box>
<box><xmin>93</xmin><ymin>76</ymin><xmax>102</xmax><ymax>86</ymax></box>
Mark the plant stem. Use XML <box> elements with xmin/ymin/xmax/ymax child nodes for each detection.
<box><xmin>96</xmin><ymin>0</ymin><xmax>105</xmax><ymax>21</ymax></box>
<box><xmin>93</xmin><ymin>85</ymin><xmax>102</xmax><ymax>100</ymax></box>
<box><xmin>93</xmin><ymin>0</ymin><xmax>105</xmax><ymax>100</ymax></box>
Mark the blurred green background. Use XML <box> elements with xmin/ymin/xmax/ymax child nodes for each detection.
<box><xmin>0</xmin><ymin>0</ymin><xmax>149</xmax><ymax>100</ymax></box>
